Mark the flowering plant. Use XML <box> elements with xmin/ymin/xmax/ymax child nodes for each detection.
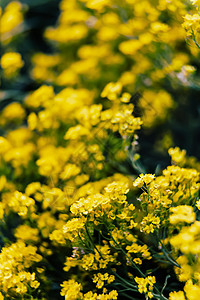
<box><xmin>0</xmin><ymin>0</ymin><xmax>200</xmax><ymax>299</ymax></box>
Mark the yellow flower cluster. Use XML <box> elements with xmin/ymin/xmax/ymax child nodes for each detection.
<box><xmin>0</xmin><ymin>1</ymin><xmax>23</xmax><ymax>41</ymax></box>
<box><xmin>93</xmin><ymin>273</ymin><xmax>115</xmax><ymax>289</ymax></box>
<box><xmin>1</xmin><ymin>0</ymin><xmax>200</xmax><ymax>299</ymax></box>
<box><xmin>169</xmin><ymin>147</ymin><xmax>200</xmax><ymax>171</ymax></box>
<box><xmin>29</xmin><ymin>0</ymin><xmax>197</xmax><ymax>130</ymax></box>
<box><xmin>133</xmin><ymin>165</ymin><xmax>199</xmax><ymax>235</ymax></box>
<box><xmin>183</xmin><ymin>14</ymin><xmax>200</xmax><ymax>37</ymax></box>
<box><xmin>60</xmin><ymin>279</ymin><xmax>82</xmax><ymax>300</ymax></box>
<box><xmin>0</xmin><ymin>242</ymin><xmax>42</xmax><ymax>297</ymax></box>
<box><xmin>183</xmin><ymin>0</ymin><xmax>200</xmax><ymax>48</ymax></box>
<box><xmin>0</xmin><ymin>102</ymin><xmax>26</xmax><ymax>126</ymax></box>
<box><xmin>135</xmin><ymin>276</ymin><xmax>156</xmax><ymax>299</ymax></box>
<box><xmin>169</xmin><ymin>205</ymin><xmax>195</xmax><ymax>225</ymax></box>
<box><xmin>1</xmin><ymin>52</ymin><xmax>24</xmax><ymax>77</ymax></box>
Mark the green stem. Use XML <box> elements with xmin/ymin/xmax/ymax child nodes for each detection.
<box><xmin>85</xmin><ymin>220</ymin><xmax>104</xmax><ymax>259</ymax></box>
<box><xmin>192</xmin><ymin>31</ymin><xmax>200</xmax><ymax>49</ymax></box>
<box><xmin>109</xmin><ymin>232</ymin><xmax>145</xmax><ymax>277</ymax></box>
<box><xmin>109</xmin><ymin>232</ymin><xmax>169</xmax><ymax>300</ymax></box>
<box><xmin>111</xmin><ymin>269</ymin><xmax>138</xmax><ymax>290</ymax></box>
<box><xmin>152</xmin><ymin>292</ymin><xmax>169</xmax><ymax>300</ymax></box>
<box><xmin>160</xmin><ymin>239</ymin><xmax>180</xmax><ymax>268</ymax></box>
<box><xmin>120</xmin><ymin>293</ymin><xmax>138</xmax><ymax>299</ymax></box>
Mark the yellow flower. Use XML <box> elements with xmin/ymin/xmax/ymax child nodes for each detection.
<box><xmin>184</xmin><ymin>279</ymin><xmax>200</xmax><ymax>300</ymax></box>
<box><xmin>196</xmin><ymin>199</ymin><xmax>200</xmax><ymax>210</ymax></box>
<box><xmin>170</xmin><ymin>221</ymin><xmax>200</xmax><ymax>254</ymax></box>
<box><xmin>190</xmin><ymin>0</ymin><xmax>200</xmax><ymax>6</ymax></box>
<box><xmin>0</xmin><ymin>1</ymin><xmax>23</xmax><ymax>36</ymax></box>
<box><xmin>0</xmin><ymin>203</ymin><xmax>4</xmax><ymax>220</ymax></box>
<box><xmin>0</xmin><ymin>242</ymin><xmax>42</xmax><ymax>295</ymax></box>
<box><xmin>60</xmin><ymin>279</ymin><xmax>82</xmax><ymax>300</ymax></box>
<box><xmin>135</xmin><ymin>276</ymin><xmax>156</xmax><ymax>298</ymax></box>
<box><xmin>133</xmin><ymin>174</ymin><xmax>155</xmax><ymax>188</ymax></box>
<box><xmin>1</xmin><ymin>52</ymin><xmax>24</xmax><ymax>77</ymax></box>
<box><xmin>60</xmin><ymin>164</ymin><xmax>81</xmax><ymax>180</ymax></box>
<box><xmin>0</xmin><ymin>102</ymin><xmax>26</xmax><ymax>124</ymax></box>
<box><xmin>0</xmin><ymin>137</ymin><xmax>11</xmax><ymax>154</ymax></box>
<box><xmin>25</xmin><ymin>85</ymin><xmax>55</xmax><ymax>108</ymax></box>
<box><xmin>64</xmin><ymin>125</ymin><xmax>90</xmax><ymax>140</ymax></box>
<box><xmin>168</xmin><ymin>147</ymin><xmax>186</xmax><ymax>166</ymax></box>
<box><xmin>169</xmin><ymin>205</ymin><xmax>195</xmax><ymax>225</ymax></box>
<box><xmin>120</xmin><ymin>92</ymin><xmax>131</xmax><ymax>103</ymax></box>
<box><xmin>15</xmin><ymin>225</ymin><xmax>40</xmax><ymax>243</ymax></box>
<box><xmin>101</xmin><ymin>82</ymin><xmax>122</xmax><ymax>101</ymax></box>
<box><xmin>4</xmin><ymin>191</ymin><xmax>35</xmax><ymax>217</ymax></box>
<box><xmin>56</xmin><ymin>69</ymin><xmax>78</xmax><ymax>86</ymax></box>
<box><xmin>45</xmin><ymin>24</ymin><xmax>88</xmax><ymax>43</ymax></box>
<box><xmin>86</xmin><ymin>0</ymin><xmax>112</xmax><ymax>11</ymax></box>
<box><xmin>119</xmin><ymin>40</ymin><xmax>143</xmax><ymax>55</ymax></box>
<box><xmin>140</xmin><ymin>214</ymin><xmax>160</xmax><ymax>233</ymax></box>
<box><xmin>63</xmin><ymin>217</ymin><xmax>86</xmax><ymax>241</ymax></box>
<box><xmin>169</xmin><ymin>291</ymin><xmax>186</xmax><ymax>300</ymax></box>
<box><xmin>93</xmin><ymin>273</ymin><xmax>115</xmax><ymax>288</ymax></box>
<box><xmin>27</xmin><ymin>112</ymin><xmax>38</xmax><ymax>130</ymax></box>
<box><xmin>183</xmin><ymin>14</ymin><xmax>200</xmax><ymax>36</ymax></box>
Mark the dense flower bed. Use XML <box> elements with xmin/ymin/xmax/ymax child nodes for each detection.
<box><xmin>1</xmin><ymin>0</ymin><xmax>200</xmax><ymax>299</ymax></box>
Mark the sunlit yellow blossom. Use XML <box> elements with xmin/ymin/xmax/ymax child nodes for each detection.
<box><xmin>196</xmin><ymin>199</ymin><xmax>200</xmax><ymax>210</ymax></box>
<box><xmin>169</xmin><ymin>291</ymin><xmax>186</xmax><ymax>300</ymax></box>
<box><xmin>0</xmin><ymin>1</ymin><xmax>23</xmax><ymax>36</ymax></box>
<box><xmin>111</xmin><ymin>104</ymin><xmax>142</xmax><ymax>136</ymax></box>
<box><xmin>101</xmin><ymin>82</ymin><xmax>122</xmax><ymax>101</ymax></box>
<box><xmin>0</xmin><ymin>242</ymin><xmax>42</xmax><ymax>296</ymax></box>
<box><xmin>0</xmin><ymin>137</ymin><xmax>11</xmax><ymax>154</ymax></box>
<box><xmin>28</xmin><ymin>112</ymin><xmax>38</xmax><ymax>130</ymax></box>
<box><xmin>120</xmin><ymin>92</ymin><xmax>131</xmax><ymax>103</ymax></box>
<box><xmin>45</xmin><ymin>24</ymin><xmax>88</xmax><ymax>43</ymax></box>
<box><xmin>133</xmin><ymin>174</ymin><xmax>155</xmax><ymax>188</ymax></box>
<box><xmin>25</xmin><ymin>85</ymin><xmax>55</xmax><ymax>108</ymax></box>
<box><xmin>60</xmin><ymin>164</ymin><xmax>81</xmax><ymax>180</ymax></box>
<box><xmin>119</xmin><ymin>40</ymin><xmax>143</xmax><ymax>55</ymax></box>
<box><xmin>64</xmin><ymin>125</ymin><xmax>90</xmax><ymax>140</ymax></box>
<box><xmin>56</xmin><ymin>69</ymin><xmax>79</xmax><ymax>86</ymax></box>
<box><xmin>183</xmin><ymin>14</ymin><xmax>200</xmax><ymax>37</ymax></box>
<box><xmin>140</xmin><ymin>213</ymin><xmax>160</xmax><ymax>233</ymax></box>
<box><xmin>170</xmin><ymin>221</ymin><xmax>200</xmax><ymax>254</ymax></box>
<box><xmin>104</xmin><ymin>181</ymin><xmax>129</xmax><ymax>202</ymax></box>
<box><xmin>0</xmin><ymin>176</ymin><xmax>7</xmax><ymax>192</ymax></box>
<box><xmin>60</xmin><ymin>279</ymin><xmax>82</xmax><ymax>300</ymax></box>
<box><xmin>15</xmin><ymin>225</ymin><xmax>40</xmax><ymax>243</ymax></box>
<box><xmin>168</xmin><ymin>147</ymin><xmax>186</xmax><ymax>166</ymax></box>
<box><xmin>70</xmin><ymin>193</ymin><xmax>110</xmax><ymax>215</ymax></box>
<box><xmin>93</xmin><ymin>273</ymin><xmax>115</xmax><ymax>289</ymax></box>
<box><xmin>0</xmin><ymin>203</ymin><xmax>4</xmax><ymax>220</ymax></box>
<box><xmin>0</xmin><ymin>102</ymin><xmax>25</xmax><ymax>125</ymax></box>
<box><xmin>1</xmin><ymin>52</ymin><xmax>24</xmax><ymax>77</ymax></box>
<box><xmin>63</xmin><ymin>217</ymin><xmax>86</xmax><ymax>241</ymax></box>
<box><xmin>169</xmin><ymin>205</ymin><xmax>195</xmax><ymax>225</ymax></box>
<box><xmin>135</xmin><ymin>276</ymin><xmax>156</xmax><ymax>298</ymax></box>
<box><xmin>85</xmin><ymin>0</ymin><xmax>112</xmax><ymax>11</ymax></box>
<box><xmin>184</xmin><ymin>279</ymin><xmax>200</xmax><ymax>300</ymax></box>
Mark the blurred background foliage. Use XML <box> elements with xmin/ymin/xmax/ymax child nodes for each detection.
<box><xmin>1</xmin><ymin>0</ymin><xmax>60</xmax><ymax>108</ymax></box>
